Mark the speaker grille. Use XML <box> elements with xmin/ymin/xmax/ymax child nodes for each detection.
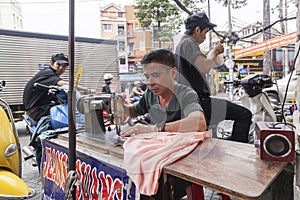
<box><xmin>263</xmin><ymin>134</ymin><xmax>291</xmax><ymax>158</ymax></box>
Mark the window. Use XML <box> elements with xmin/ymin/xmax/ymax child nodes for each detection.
<box><xmin>119</xmin><ymin>41</ymin><xmax>125</xmax><ymax>51</ymax></box>
<box><xmin>120</xmin><ymin>58</ymin><xmax>126</xmax><ymax>65</ymax></box>
<box><xmin>128</xmin><ymin>43</ymin><xmax>134</xmax><ymax>55</ymax></box>
<box><xmin>139</xmin><ymin>41</ymin><xmax>145</xmax><ymax>51</ymax></box>
<box><xmin>102</xmin><ymin>24</ymin><xmax>112</xmax><ymax>31</ymax></box>
<box><xmin>118</xmin><ymin>25</ymin><xmax>125</xmax><ymax>35</ymax></box>
<box><xmin>118</xmin><ymin>12</ymin><xmax>123</xmax><ymax>18</ymax></box>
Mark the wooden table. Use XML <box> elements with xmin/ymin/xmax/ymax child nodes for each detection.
<box><xmin>53</xmin><ymin>134</ymin><xmax>292</xmax><ymax>200</ymax></box>
<box><xmin>162</xmin><ymin>138</ymin><xmax>290</xmax><ymax>200</ymax></box>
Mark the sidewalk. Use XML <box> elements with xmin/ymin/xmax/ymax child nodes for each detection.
<box><xmin>18</xmin><ymin>124</ymin><xmax>42</xmax><ymax>200</ymax></box>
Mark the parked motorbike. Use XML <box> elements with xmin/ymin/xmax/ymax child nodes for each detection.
<box><xmin>224</xmin><ymin>82</ymin><xmax>245</xmax><ymax>101</ymax></box>
<box><xmin>23</xmin><ymin>83</ymin><xmax>86</xmax><ymax>170</ymax></box>
<box><xmin>0</xmin><ymin>80</ymin><xmax>35</xmax><ymax>199</ymax></box>
<box><xmin>24</xmin><ymin>83</ymin><xmax>85</xmax><ymax>136</ymax></box>
<box><xmin>217</xmin><ymin>74</ymin><xmax>282</xmax><ymax>143</ymax></box>
<box><xmin>24</xmin><ymin>83</ymin><xmax>124</xmax><ymax>168</ymax></box>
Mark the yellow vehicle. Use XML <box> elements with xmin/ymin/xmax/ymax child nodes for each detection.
<box><xmin>0</xmin><ymin>80</ymin><xmax>35</xmax><ymax>199</ymax></box>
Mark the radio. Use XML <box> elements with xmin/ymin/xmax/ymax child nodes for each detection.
<box><xmin>255</xmin><ymin>122</ymin><xmax>295</xmax><ymax>162</ymax></box>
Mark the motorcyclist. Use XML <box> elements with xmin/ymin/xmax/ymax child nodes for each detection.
<box><xmin>129</xmin><ymin>81</ymin><xmax>144</xmax><ymax>103</ymax></box>
<box><xmin>23</xmin><ymin>53</ymin><xmax>94</xmax><ymax>125</ymax></box>
<box><xmin>102</xmin><ymin>73</ymin><xmax>113</xmax><ymax>94</ymax></box>
<box><xmin>23</xmin><ymin>53</ymin><xmax>69</xmax><ymax>126</ymax></box>
<box><xmin>23</xmin><ymin>53</ymin><xmax>93</xmax><ymax>171</ymax></box>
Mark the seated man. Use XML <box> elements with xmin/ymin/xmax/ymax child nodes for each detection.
<box><xmin>23</xmin><ymin>53</ymin><xmax>93</xmax><ymax>125</ymax></box>
<box><xmin>129</xmin><ymin>81</ymin><xmax>144</xmax><ymax>103</ymax></box>
<box><xmin>23</xmin><ymin>53</ymin><xmax>92</xmax><ymax>171</ymax></box>
<box><xmin>23</xmin><ymin>53</ymin><xmax>70</xmax><ymax>125</ymax></box>
<box><xmin>121</xmin><ymin>49</ymin><xmax>207</xmax><ymax>199</ymax></box>
<box><xmin>121</xmin><ymin>48</ymin><xmax>206</xmax><ymax>136</ymax></box>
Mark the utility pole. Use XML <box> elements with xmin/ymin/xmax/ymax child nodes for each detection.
<box><xmin>279</xmin><ymin>0</ymin><xmax>286</xmax><ymax>76</ymax></box>
<box><xmin>225</xmin><ymin>0</ymin><xmax>234</xmax><ymax>101</ymax></box>
<box><xmin>208</xmin><ymin>0</ymin><xmax>212</xmax><ymax>50</ymax></box>
<box><xmin>263</xmin><ymin>0</ymin><xmax>272</xmax><ymax>76</ymax></box>
<box><xmin>207</xmin><ymin>0</ymin><xmax>216</xmax><ymax>95</ymax></box>
<box><xmin>284</xmin><ymin>0</ymin><xmax>289</xmax><ymax>76</ymax></box>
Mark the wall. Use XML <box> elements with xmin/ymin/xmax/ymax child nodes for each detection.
<box><xmin>0</xmin><ymin>29</ymin><xmax>118</xmax><ymax>107</ymax></box>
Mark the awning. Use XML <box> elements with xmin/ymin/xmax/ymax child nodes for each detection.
<box><xmin>234</xmin><ymin>32</ymin><xmax>296</xmax><ymax>59</ymax></box>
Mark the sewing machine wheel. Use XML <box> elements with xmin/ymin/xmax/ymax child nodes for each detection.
<box><xmin>111</xmin><ymin>94</ymin><xmax>126</xmax><ymax>125</ymax></box>
<box><xmin>76</xmin><ymin>95</ymin><xmax>86</xmax><ymax>114</ymax></box>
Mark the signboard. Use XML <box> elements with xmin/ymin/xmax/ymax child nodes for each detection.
<box><xmin>41</xmin><ymin>139</ymin><xmax>136</xmax><ymax>199</ymax></box>
<box><xmin>75</xmin><ymin>66</ymin><xmax>83</xmax><ymax>87</ymax></box>
<box><xmin>234</xmin><ymin>59</ymin><xmax>263</xmax><ymax>71</ymax></box>
<box><xmin>234</xmin><ymin>32</ymin><xmax>296</xmax><ymax>59</ymax></box>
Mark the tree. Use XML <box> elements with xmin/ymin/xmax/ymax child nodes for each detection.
<box><xmin>212</xmin><ymin>0</ymin><xmax>247</xmax><ymax>9</ymax></box>
<box><xmin>134</xmin><ymin>0</ymin><xmax>181</xmax><ymax>48</ymax></box>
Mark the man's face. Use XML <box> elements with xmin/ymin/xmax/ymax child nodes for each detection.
<box><xmin>195</xmin><ymin>27</ymin><xmax>209</xmax><ymax>44</ymax></box>
<box><xmin>143</xmin><ymin>63</ymin><xmax>176</xmax><ymax>96</ymax></box>
<box><xmin>52</xmin><ymin>62</ymin><xmax>67</xmax><ymax>76</ymax></box>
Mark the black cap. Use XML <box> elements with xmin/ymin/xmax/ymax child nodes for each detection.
<box><xmin>51</xmin><ymin>53</ymin><xmax>69</xmax><ymax>65</ymax></box>
<box><xmin>184</xmin><ymin>12</ymin><xmax>216</xmax><ymax>33</ymax></box>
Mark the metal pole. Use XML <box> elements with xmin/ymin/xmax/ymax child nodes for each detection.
<box><xmin>207</xmin><ymin>0</ymin><xmax>215</xmax><ymax>95</ymax></box>
<box><xmin>227</xmin><ymin>0</ymin><xmax>234</xmax><ymax>101</ymax></box>
<box><xmin>284</xmin><ymin>0</ymin><xmax>289</xmax><ymax>75</ymax></box>
<box><xmin>208</xmin><ymin>0</ymin><xmax>212</xmax><ymax>50</ymax></box>
<box><xmin>68</xmin><ymin>0</ymin><xmax>76</xmax><ymax>199</ymax></box>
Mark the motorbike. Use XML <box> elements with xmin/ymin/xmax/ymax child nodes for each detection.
<box><xmin>0</xmin><ymin>80</ymin><xmax>35</xmax><ymax>199</ymax></box>
<box><xmin>224</xmin><ymin>82</ymin><xmax>245</xmax><ymax>101</ymax></box>
<box><xmin>23</xmin><ymin>83</ymin><xmax>86</xmax><ymax>170</ymax></box>
<box><xmin>216</xmin><ymin>74</ymin><xmax>282</xmax><ymax>143</ymax></box>
<box><xmin>24</xmin><ymin>83</ymin><xmax>83</xmax><ymax>137</ymax></box>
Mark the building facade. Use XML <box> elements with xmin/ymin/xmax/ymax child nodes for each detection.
<box><xmin>100</xmin><ymin>4</ymin><xmax>154</xmax><ymax>73</ymax></box>
<box><xmin>100</xmin><ymin>3</ymin><xmax>128</xmax><ymax>72</ymax></box>
<box><xmin>0</xmin><ymin>0</ymin><xmax>23</xmax><ymax>30</ymax></box>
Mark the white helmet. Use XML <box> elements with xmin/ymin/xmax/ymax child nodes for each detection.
<box><xmin>104</xmin><ymin>73</ymin><xmax>113</xmax><ymax>81</ymax></box>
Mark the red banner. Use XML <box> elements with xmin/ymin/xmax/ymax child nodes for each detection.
<box><xmin>234</xmin><ymin>32</ymin><xmax>296</xmax><ymax>59</ymax></box>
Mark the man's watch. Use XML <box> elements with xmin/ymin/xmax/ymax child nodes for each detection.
<box><xmin>156</xmin><ymin>122</ymin><xmax>165</xmax><ymax>132</ymax></box>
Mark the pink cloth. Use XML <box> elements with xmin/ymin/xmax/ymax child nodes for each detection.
<box><xmin>123</xmin><ymin>131</ymin><xmax>208</xmax><ymax>195</ymax></box>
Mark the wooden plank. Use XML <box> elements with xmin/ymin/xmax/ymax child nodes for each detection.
<box><xmin>57</xmin><ymin>133</ymin><xmax>124</xmax><ymax>159</ymax></box>
<box><xmin>163</xmin><ymin>138</ymin><xmax>287</xmax><ymax>199</ymax></box>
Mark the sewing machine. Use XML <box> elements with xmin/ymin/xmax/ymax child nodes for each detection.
<box><xmin>76</xmin><ymin>93</ymin><xmax>125</xmax><ymax>143</ymax></box>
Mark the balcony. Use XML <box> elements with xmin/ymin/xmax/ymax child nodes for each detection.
<box><xmin>118</xmin><ymin>31</ymin><xmax>125</xmax><ymax>36</ymax></box>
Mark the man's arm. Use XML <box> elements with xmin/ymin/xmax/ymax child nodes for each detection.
<box><xmin>194</xmin><ymin>43</ymin><xmax>224</xmax><ymax>74</ymax></box>
<box><xmin>164</xmin><ymin>110</ymin><xmax>206</xmax><ymax>132</ymax></box>
<box><xmin>124</xmin><ymin>104</ymin><xmax>138</xmax><ymax>118</ymax></box>
<box><xmin>120</xmin><ymin>110</ymin><xmax>206</xmax><ymax>138</ymax></box>
<box><xmin>57</xmin><ymin>80</ymin><xmax>95</xmax><ymax>93</ymax></box>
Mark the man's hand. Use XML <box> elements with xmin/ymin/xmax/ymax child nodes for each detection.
<box><xmin>120</xmin><ymin>123</ymin><xmax>157</xmax><ymax>138</ymax></box>
<box><xmin>213</xmin><ymin>43</ymin><xmax>224</xmax><ymax>55</ymax></box>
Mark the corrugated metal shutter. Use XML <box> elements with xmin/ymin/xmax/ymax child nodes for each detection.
<box><xmin>0</xmin><ymin>29</ymin><xmax>118</xmax><ymax>106</ymax></box>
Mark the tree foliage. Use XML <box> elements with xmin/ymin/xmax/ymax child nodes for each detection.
<box><xmin>135</xmin><ymin>0</ymin><xmax>183</xmax><ymax>43</ymax></box>
<box><xmin>135</xmin><ymin>0</ymin><xmax>181</xmax><ymax>30</ymax></box>
<box><xmin>134</xmin><ymin>0</ymin><xmax>248</xmax><ymax>43</ymax></box>
<box><xmin>213</xmin><ymin>0</ymin><xmax>247</xmax><ymax>9</ymax></box>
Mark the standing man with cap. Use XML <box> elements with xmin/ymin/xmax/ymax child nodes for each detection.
<box><xmin>175</xmin><ymin>12</ymin><xmax>252</xmax><ymax>143</ymax></box>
